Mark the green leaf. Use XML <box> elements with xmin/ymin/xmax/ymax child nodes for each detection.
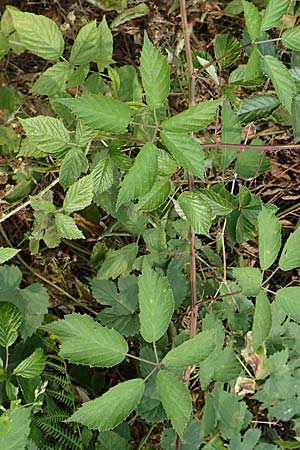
<box><xmin>161</xmin><ymin>131</ymin><xmax>205</xmax><ymax>179</ymax></box>
<box><xmin>252</xmin><ymin>290</ymin><xmax>272</xmax><ymax>351</ymax></box>
<box><xmin>228</xmin><ymin>429</ymin><xmax>261</xmax><ymax>450</ymax></box>
<box><xmin>96</xmin><ymin>431</ymin><xmax>130</xmax><ymax>450</ymax></box>
<box><xmin>92</xmin><ymin>158</ymin><xmax>114</xmax><ymax>195</ymax></box>
<box><xmin>60</xmin><ymin>147</ymin><xmax>89</xmax><ymax>190</ymax></box>
<box><xmin>279</xmin><ymin>225</ymin><xmax>300</xmax><ymax>271</ymax></box>
<box><xmin>91</xmin><ymin>276</ymin><xmax>139</xmax><ymax>336</ymax></box>
<box><xmin>98</xmin><ymin>243</ymin><xmax>138</xmax><ymax>280</ymax></box>
<box><xmin>177</xmin><ymin>192</ymin><xmax>212</xmax><ymax>236</ymax></box>
<box><xmin>221</xmin><ymin>101</ymin><xmax>242</xmax><ymax>168</ymax></box>
<box><xmin>161</xmin><ymin>100</ymin><xmax>220</xmax><ymax>133</ymax></box>
<box><xmin>162</xmin><ymin>329</ymin><xmax>216</xmax><ymax>368</ymax></box>
<box><xmin>242</xmin><ymin>0</ymin><xmax>262</xmax><ymax>41</ymax></box>
<box><xmin>235</xmin><ymin>149</ymin><xmax>270</xmax><ymax>179</ymax></box>
<box><xmin>292</xmin><ymin>94</ymin><xmax>300</xmax><ymax>143</ymax></box>
<box><xmin>63</xmin><ymin>175</ymin><xmax>94</xmax><ymax>213</ymax></box>
<box><xmin>237</xmin><ymin>95</ymin><xmax>280</xmax><ymax>123</ymax></box>
<box><xmin>44</xmin><ymin>313</ymin><xmax>128</xmax><ymax>367</ymax></box>
<box><xmin>156</xmin><ymin>370</ymin><xmax>192</xmax><ymax>439</ymax></box>
<box><xmin>282</xmin><ymin>26</ymin><xmax>300</xmax><ymax>51</ymax></box>
<box><xmin>117</xmin><ymin>143</ymin><xmax>158</xmax><ymax>209</ymax></box>
<box><xmin>276</xmin><ymin>287</ymin><xmax>300</xmax><ymax>323</ymax></box>
<box><xmin>198</xmin><ymin>188</ymin><xmax>234</xmax><ymax>216</ymax></box>
<box><xmin>19</xmin><ymin>116</ymin><xmax>70</xmax><ymax>154</ymax></box>
<box><xmin>13</xmin><ymin>348</ymin><xmax>46</xmax><ymax>378</ymax></box>
<box><xmin>140</xmin><ymin>32</ymin><xmax>170</xmax><ymax>110</ymax></box>
<box><xmin>0</xmin><ymin>302</ymin><xmax>22</xmax><ymax>348</ymax></box>
<box><xmin>70</xmin><ymin>20</ymin><xmax>99</xmax><ymax>65</ymax></box>
<box><xmin>0</xmin><ymin>407</ymin><xmax>31</xmax><ymax>450</ymax></box>
<box><xmin>111</xmin><ymin>3</ymin><xmax>149</xmax><ymax>28</ymax></box>
<box><xmin>263</xmin><ymin>55</ymin><xmax>296</xmax><ymax>114</ymax></box>
<box><xmin>57</xmin><ymin>94</ymin><xmax>131</xmax><ymax>134</ymax></box>
<box><xmin>75</xmin><ymin>121</ymin><xmax>98</xmax><ymax>148</ymax></box>
<box><xmin>261</xmin><ymin>0</ymin><xmax>289</xmax><ymax>31</ymax></box>
<box><xmin>233</xmin><ymin>267</ymin><xmax>263</xmax><ymax>296</ymax></box>
<box><xmin>258</xmin><ymin>206</ymin><xmax>281</xmax><ymax>270</ymax></box>
<box><xmin>0</xmin><ymin>247</ymin><xmax>20</xmax><ymax>264</ymax></box>
<box><xmin>138</xmin><ymin>179</ymin><xmax>171</xmax><ymax>212</ymax></box>
<box><xmin>66</xmin><ymin>378</ymin><xmax>144</xmax><ymax>430</ymax></box>
<box><xmin>214</xmin><ymin>34</ymin><xmax>241</xmax><ymax>68</ymax></box>
<box><xmin>96</xmin><ymin>17</ymin><xmax>114</xmax><ymax>72</ymax></box>
<box><xmin>138</xmin><ymin>266</ymin><xmax>174</xmax><ymax>343</ymax></box>
<box><xmin>55</xmin><ymin>213</ymin><xmax>85</xmax><ymax>240</ymax></box>
<box><xmin>31</xmin><ymin>62</ymin><xmax>71</xmax><ymax>96</ymax></box>
<box><xmin>10</xmin><ymin>9</ymin><xmax>64</xmax><ymax>60</ymax></box>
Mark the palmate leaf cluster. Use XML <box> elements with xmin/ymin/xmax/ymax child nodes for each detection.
<box><xmin>0</xmin><ymin>1</ymin><xmax>300</xmax><ymax>449</ymax></box>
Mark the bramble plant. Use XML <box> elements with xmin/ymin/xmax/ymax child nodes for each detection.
<box><xmin>0</xmin><ymin>0</ymin><xmax>300</xmax><ymax>449</ymax></box>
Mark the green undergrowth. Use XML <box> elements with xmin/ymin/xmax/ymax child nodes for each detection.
<box><xmin>0</xmin><ymin>1</ymin><xmax>300</xmax><ymax>449</ymax></box>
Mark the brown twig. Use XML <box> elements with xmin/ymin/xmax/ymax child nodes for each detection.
<box><xmin>177</xmin><ymin>1</ymin><xmax>198</xmax><ymax>449</ymax></box>
<box><xmin>200</xmin><ymin>143</ymin><xmax>300</xmax><ymax>151</ymax></box>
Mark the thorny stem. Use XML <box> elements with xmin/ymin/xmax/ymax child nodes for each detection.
<box><xmin>177</xmin><ymin>1</ymin><xmax>198</xmax><ymax>449</ymax></box>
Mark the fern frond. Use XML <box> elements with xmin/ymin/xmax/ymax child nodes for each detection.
<box><xmin>47</xmin><ymin>389</ymin><xmax>74</xmax><ymax>407</ymax></box>
<box><xmin>37</xmin><ymin>422</ymin><xmax>82</xmax><ymax>450</ymax></box>
<box><xmin>45</xmin><ymin>373</ymin><xmax>69</xmax><ymax>387</ymax></box>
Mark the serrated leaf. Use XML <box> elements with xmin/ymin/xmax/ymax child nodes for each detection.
<box><xmin>70</xmin><ymin>20</ymin><xmax>99</xmax><ymax>65</ymax></box>
<box><xmin>98</xmin><ymin>243</ymin><xmax>138</xmax><ymax>280</ymax></box>
<box><xmin>221</xmin><ymin>101</ymin><xmax>242</xmax><ymax>168</ymax></box>
<box><xmin>96</xmin><ymin>17</ymin><xmax>114</xmax><ymax>72</ymax></box>
<box><xmin>162</xmin><ymin>329</ymin><xmax>216</xmax><ymax>368</ymax></box>
<box><xmin>138</xmin><ymin>266</ymin><xmax>174</xmax><ymax>343</ymax></box>
<box><xmin>198</xmin><ymin>188</ymin><xmax>234</xmax><ymax>216</ymax></box>
<box><xmin>60</xmin><ymin>148</ymin><xmax>89</xmax><ymax>189</ymax></box>
<box><xmin>137</xmin><ymin>376</ymin><xmax>167</xmax><ymax>423</ymax></box>
<box><xmin>44</xmin><ymin>313</ymin><xmax>128</xmax><ymax>367</ymax></box>
<box><xmin>161</xmin><ymin>131</ymin><xmax>205</xmax><ymax>179</ymax></box>
<box><xmin>13</xmin><ymin>348</ymin><xmax>46</xmax><ymax>378</ymax></box>
<box><xmin>0</xmin><ymin>407</ymin><xmax>31</xmax><ymax>450</ymax></box>
<box><xmin>92</xmin><ymin>158</ymin><xmax>114</xmax><ymax>195</ymax></box>
<box><xmin>138</xmin><ymin>179</ymin><xmax>171</xmax><ymax>211</ymax></box>
<box><xmin>233</xmin><ymin>267</ymin><xmax>263</xmax><ymax>296</ymax></box>
<box><xmin>237</xmin><ymin>95</ymin><xmax>280</xmax><ymax>123</ymax></box>
<box><xmin>292</xmin><ymin>94</ymin><xmax>300</xmax><ymax>143</ymax></box>
<box><xmin>282</xmin><ymin>26</ymin><xmax>300</xmax><ymax>51</ymax></box>
<box><xmin>57</xmin><ymin>94</ymin><xmax>131</xmax><ymax>134</ymax></box>
<box><xmin>111</xmin><ymin>3</ymin><xmax>149</xmax><ymax>28</ymax></box>
<box><xmin>235</xmin><ymin>149</ymin><xmax>270</xmax><ymax>179</ymax></box>
<box><xmin>261</xmin><ymin>0</ymin><xmax>289</xmax><ymax>31</ymax></box>
<box><xmin>258</xmin><ymin>206</ymin><xmax>281</xmax><ymax>270</ymax></box>
<box><xmin>252</xmin><ymin>290</ymin><xmax>272</xmax><ymax>351</ymax></box>
<box><xmin>214</xmin><ymin>34</ymin><xmax>241</xmax><ymax>68</ymax></box>
<box><xmin>31</xmin><ymin>62</ymin><xmax>71</xmax><ymax>96</ymax></box>
<box><xmin>19</xmin><ymin>116</ymin><xmax>70</xmax><ymax>154</ymax></box>
<box><xmin>279</xmin><ymin>225</ymin><xmax>300</xmax><ymax>271</ymax></box>
<box><xmin>66</xmin><ymin>379</ymin><xmax>144</xmax><ymax>430</ymax></box>
<box><xmin>242</xmin><ymin>0</ymin><xmax>262</xmax><ymax>41</ymax></box>
<box><xmin>161</xmin><ymin>99</ymin><xmax>220</xmax><ymax>133</ymax></box>
<box><xmin>263</xmin><ymin>55</ymin><xmax>296</xmax><ymax>114</ymax></box>
<box><xmin>0</xmin><ymin>302</ymin><xmax>22</xmax><ymax>348</ymax></box>
<box><xmin>156</xmin><ymin>370</ymin><xmax>192</xmax><ymax>439</ymax></box>
<box><xmin>0</xmin><ymin>247</ymin><xmax>20</xmax><ymax>264</ymax></box>
<box><xmin>117</xmin><ymin>143</ymin><xmax>158</xmax><ymax>209</ymax></box>
<box><xmin>10</xmin><ymin>9</ymin><xmax>64</xmax><ymax>60</ymax></box>
<box><xmin>63</xmin><ymin>175</ymin><xmax>94</xmax><ymax>213</ymax></box>
<box><xmin>140</xmin><ymin>32</ymin><xmax>170</xmax><ymax>110</ymax></box>
<box><xmin>276</xmin><ymin>287</ymin><xmax>300</xmax><ymax>323</ymax></box>
<box><xmin>177</xmin><ymin>192</ymin><xmax>212</xmax><ymax>236</ymax></box>
<box><xmin>55</xmin><ymin>213</ymin><xmax>85</xmax><ymax>240</ymax></box>
<box><xmin>96</xmin><ymin>431</ymin><xmax>130</xmax><ymax>450</ymax></box>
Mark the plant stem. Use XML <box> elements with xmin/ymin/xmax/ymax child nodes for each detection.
<box><xmin>200</xmin><ymin>142</ymin><xmax>300</xmax><ymax>151</ymax></box>
<box><xmin>177</xmin><ymin>1</ymin><xmax>198</xmax><ymax>449</ymax></box>
<box><xmin>126</xmin><ymin>353</ymin><xmax>160</xmax><ymax>367</ymax></box>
